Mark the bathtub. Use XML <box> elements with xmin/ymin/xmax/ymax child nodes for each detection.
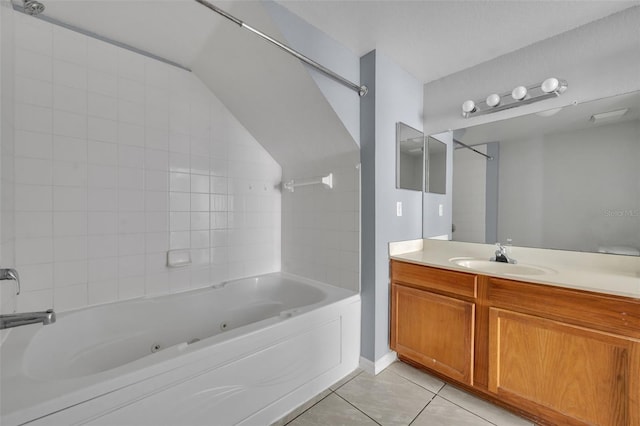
<box><xmin>0</xmin><ymin>272</ymin><xmax>361</xmax><ymax>425</ymax></box>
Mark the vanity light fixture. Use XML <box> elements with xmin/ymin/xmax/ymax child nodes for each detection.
<box><xmin>462</xmin><ymin>77</ymin><xmax>568</xmax><ymax>118</ymax></box>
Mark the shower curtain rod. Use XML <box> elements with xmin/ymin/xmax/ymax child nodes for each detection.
<box><xmin>10</xmin><ymin>0</ymin><xmax>191</xmax><ymax>71</ymax></box>
<box><xmin>194</xmin><ymin>0</ymin><xmax>368</xmax><ymax>97</ymax></box>
<box><xmin>453</xmin><ymin>139</ymin><xmax>494</xmax><ymax>160</ymax></box>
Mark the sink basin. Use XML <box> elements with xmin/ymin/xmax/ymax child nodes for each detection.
<box><xmin>450</xmin><ymin>258</ymin><xmax>555</xmax><ymax>276</ymax></box>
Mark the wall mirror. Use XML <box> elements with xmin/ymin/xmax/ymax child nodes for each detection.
<box><xmin>425</xmin><ymin>136</ymin><xmax>447</xmax><ymax>194</ymax></box>
<box><xmin>447</xmin><ymin>90</ymin><xmax>640</xmax><ymax>256</ymax></box>
<box><xmin>396</xmin><ymin>122</ymin><xmax>424</xmax><ymax>191</ymax></box>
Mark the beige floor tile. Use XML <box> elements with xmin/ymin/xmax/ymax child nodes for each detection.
<box><xmin>335</xmin><ymin>369</ymin><xmax>434</xmax><ymax>426</ymax></box>
<box><xmin>438</xmin><ymin>385</ymin><xmax>534</xmax><ymax>426</ymax></box>
<box><xmin>412</xmin><ymin>396</ymin><xmax>494</xmax><ymax>426</ymax></box>
<box><xmin>386</xmin><ymin>361</ymin><xmax>445</xmax><ymax>394</ymax></box>
<box><xmin>270</xmin><ymin>389</ymin><xmax>333</xmax><ymax>426</ymax></box>
<box><xmin>287</xmin><ymin>393</ymin><xmax>378</xmax><ymax>426</ymax></box>
<box><xmin>330</xmin><ymin>368</ymin><xmax>364</xmax><ymax>391</ymax></box>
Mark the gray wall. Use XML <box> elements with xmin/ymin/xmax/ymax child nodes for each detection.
<box><xmin>361</xmin><ymin>50</ymin><xmax>424</xmax><ymax>363</ymax></box>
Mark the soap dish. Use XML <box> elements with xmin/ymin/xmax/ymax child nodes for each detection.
<box><xmin>166</xmin><ymin>249</ymin><xmax>192</xmax><ymax>268</ymax></box>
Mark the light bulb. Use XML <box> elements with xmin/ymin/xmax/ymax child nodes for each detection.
<box><xmin>511</xmin><ymin>86</ymin><xmax>527</xmax><ymax>101</ymax></box>
<box><xmin>541</xmin><ymin>77</ymin><xmax>559</xmax><ymax>94</ymax></box>
<box><xmin>486</xmin><ymin>94</ymin><xmax>500</xmax><ymax>107</ymax></box>
<box><xmin>462</xmin><ymin>100</ymin><xmax>476</xmax><ymax>117</ymax></box>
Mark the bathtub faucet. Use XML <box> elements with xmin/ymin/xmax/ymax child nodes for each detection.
<box><xmin>0</xmin><ymin>268</ymin><xmax>20</xmax><ymax>295</ymax></box>
<box><xmin>0</xmin><ymin>309</ymin><xmax>56</xmax><ymax>330</ymax></box>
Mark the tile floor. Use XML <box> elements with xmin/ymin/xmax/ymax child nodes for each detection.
<box><xmin>272</xmin><ymin>361</ymin><xmax>534</xmax><ymax>426</ymax></box>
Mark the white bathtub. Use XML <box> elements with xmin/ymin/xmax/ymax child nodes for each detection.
<box><xmin>0</xmin><ymin>272</ymin><xmax>361</xmax><ymax>425</ymax></box>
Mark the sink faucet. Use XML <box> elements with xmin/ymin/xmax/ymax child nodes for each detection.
<box><xmin>491</xmin><ymin>243</ymin><xmax>517</xmax><ymax>264</ymax></box>
<box><xmin>0</xmin><ymin>309</ymin><xmax>56</xmax><ymax>330</ymax></box>
<box><xmin>0</xmin><ymin>268</ymin><xmax>20</xmax><ymax>294</ymax></box>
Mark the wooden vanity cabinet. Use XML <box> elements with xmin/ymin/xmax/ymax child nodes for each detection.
<box><xmin>390</xmin><ymin>261</ymin><xmax>477</xmax><ymax>385</ymax></box>
<box><xmin>487</xmin><ymin>277</ymin><xmax>640</xmax><ymax>426</ymax></box>
<box><xmin>390</xmin><ymin>259</ymin><xmax>640</xmax><ymax>426</ymax></box>
<box><xmin>489</xmin><ymin>307</ymin><xmax>638</xmax><ymax>425</ymax></box>
<box><xmin>391</xmin><ymin>283</ymin><xmax>475</xmax><ymax>384</ymax></box>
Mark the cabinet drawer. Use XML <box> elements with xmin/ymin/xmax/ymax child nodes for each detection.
<box><xmin>391</xmin><ymin>260</ymin><xmax>477</xmax><ymax>299</ymax></box>
<box><xmin>488</xmin><ymin>277</ymin><xmax>640</xmax><ymax>339</ymax></box>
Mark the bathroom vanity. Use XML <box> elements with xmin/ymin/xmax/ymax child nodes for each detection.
<box><xmin>390</xmin><ymin>239</ymin><xmax>640</xmax><ymax>426</ymax></box>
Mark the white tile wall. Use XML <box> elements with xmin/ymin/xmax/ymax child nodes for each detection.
<box><xmin>4</xmin><ymin>11</ymin><xmax>281</xmax><ymax>313</ymax></box>
<box><xmin>282</xmin><ymin>155</ymin><xmax>360</xmax><ymax>292</ymax></box>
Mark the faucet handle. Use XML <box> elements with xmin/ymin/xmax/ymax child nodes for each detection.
<box><xmin>0</xmin><ymin>268</ymin><xmax>20</xmax><ymax>295</ymax></box>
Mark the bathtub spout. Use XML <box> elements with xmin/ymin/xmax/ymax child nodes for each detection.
<box><xmin>0</xmin><ymin>309</ymin><xmax>56</xmax><ymax>329</ymax></box>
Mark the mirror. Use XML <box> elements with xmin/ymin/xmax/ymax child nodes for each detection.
<box><xmin>426</xmin><ymin>136</ymin><xmax>447</xmax><ymax>194</ymax></box>
<box><xmin>396</xmin><ymin>122</ymin><xmax>424</xmax><ymax>191</ymax></box>
<box><xmin>446</xmin><ymin>91</ymin><xmax>640</xmax><ymax>256</ymax></box>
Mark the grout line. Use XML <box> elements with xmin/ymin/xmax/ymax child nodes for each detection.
<box><xmin>332</xmin><ymin>391</ymin><xmax>383</xmax><ymax>426</ymax></box>
<box><xmin>407</xmin><ymin>393</ymin><xmax>436</xmax><ymax>426</ymax></box>
<box><xmin>282</xmin><ymin>390</ymin><xmax>333</xmax><ymax>425</ymax></box>
<box><xmin>437</xmin><ymin>387</ymin><xmax>500</xmax><ymax>426</ymax></box>
<box><xmin>282</xmin><ymin>370</ymin><xmax>364</xmax><ymax>424</ymax></box>
<box><xmin>387</xmin><ymin>367</ymin><xmax>445</xmax><ymax>395</ymax></box>
<box><xmin>390</xmin><ymin>365</ymin><xmax>515</xmax><ymax>426</ymax></box>
<box><xmin>329</xmin><ymin>369</ymin><xmax>363</xmax><ymax>391</ymax></box>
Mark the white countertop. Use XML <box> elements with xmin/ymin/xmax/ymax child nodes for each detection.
<box><xmin>390</xmin><ymin>239</ymin><xmax>640</xmax><ymax>299</ymax></box>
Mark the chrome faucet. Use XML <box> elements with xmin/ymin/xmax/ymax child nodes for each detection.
<box><xmin>0</xmin><ymin>268</ymin><xmax>20</xmax><ymax>294</ymax></box>
<box><xmin>0</xmin><ymin>267</ymin><xmax>56</xmax><ymax>330</ymax></box>
<box><xmin>0</xmin><ymin>309</ymin><xmax>56</xmax><ymax>329</ymax></box>
<box><xmin>491</xmin><ymin>243</ymin><xmax>517</xmax><ymax>264</ymax></box>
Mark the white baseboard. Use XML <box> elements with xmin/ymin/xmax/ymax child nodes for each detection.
<box><xmin>359</xmin><ymin>351</ymin><xmax>397</xmax><ymax>375</ymax></box>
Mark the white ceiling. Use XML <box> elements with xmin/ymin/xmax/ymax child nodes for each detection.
<box><xmin>275</xmin><ymin>0</ymin><xmax>639</xmax><ymax>83</ymax></box>
<box><xmin>35</xmin><ymin>1</ymin><xmax>638</xmax><ymax>84</ymax></box>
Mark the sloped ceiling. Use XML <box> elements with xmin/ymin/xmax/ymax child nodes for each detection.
<box><xmin>190</xmin><ymin>1</ymin><xmax>359</xmax><ymax>168</ymax></box>
<box><xmin>23</xmin><ymin>0</ymin><xmax>639</xmax><ymax>167</ymax></box>
<box><xmin>33</xmin><ymin>0</ymin><xmax>358</xmax><ymax>167</ymax></box>
<box><xmin>34</xmin><ymin>0</ymin><xmax>220</xmax><ymax>69</ymax></box>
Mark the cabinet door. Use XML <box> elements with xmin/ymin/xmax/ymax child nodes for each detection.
<box><xmin>391</xmin><ymin>283</ymin><xmax>475</xmax><ymax>385</ymax></box>
<box><xmin>489</xmin><ymin>308</ymin><xmax>640</xmax><ymax>426</ymax></box>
